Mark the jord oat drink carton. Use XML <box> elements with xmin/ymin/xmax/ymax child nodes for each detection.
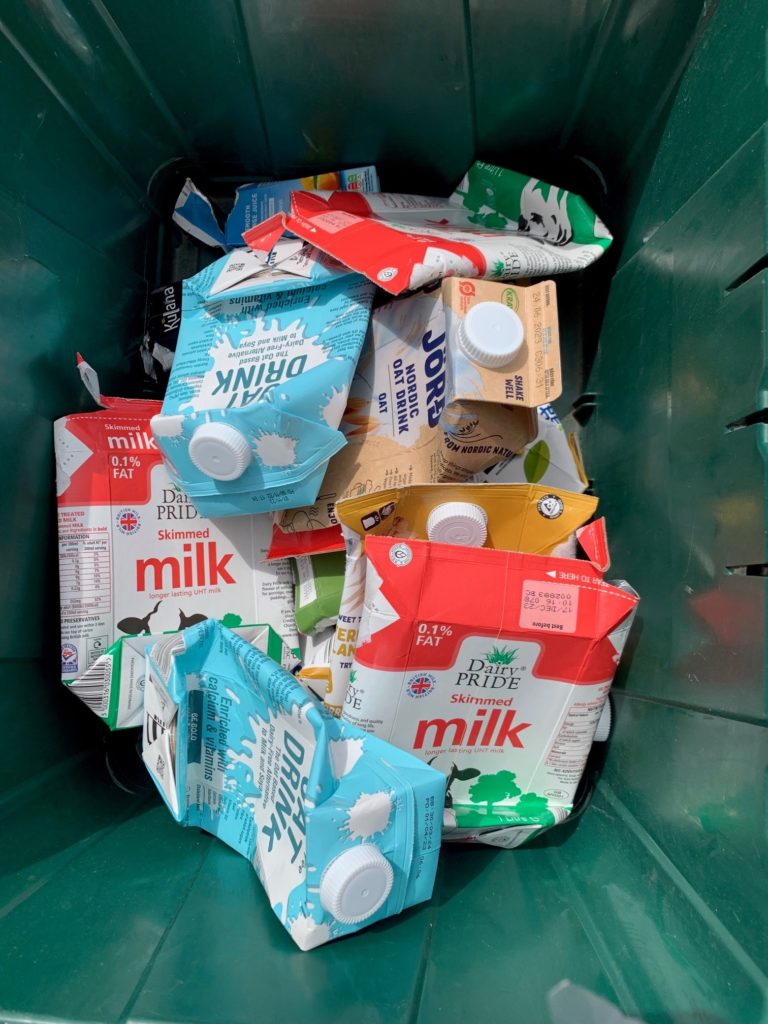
<box><xmin>323</xmin><ymin>483</ymin><xmax>599</xmax><ymax>716</ymax></box>
<box><xmin>271</xmin><ymin>278</ymin><xmax>559</xmax><ymax>556</ymax></box>
<box><xmin>143</xmin><ymin>620</ymin><xmax>445</xmax><ymax>950</ymax></box>
<box><xmin>345</xmin><ymin>520</ymin><xmax>638</xmax><ymax>848</ymax></box>
<box><xmin>55</xmin><ymin>399</ymin><xmax>298</xmax><ymax>728</ymax></box>
<box><xmin>441</xmin><ymin>276</ymin><xmax>560</xmax><ymax>409</ymax></box>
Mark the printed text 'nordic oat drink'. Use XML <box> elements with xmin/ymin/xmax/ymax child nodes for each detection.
<box><xmin>272</xmin><ymin>277</ymin><xmax>560</xmax><ymax>557</ymax></box>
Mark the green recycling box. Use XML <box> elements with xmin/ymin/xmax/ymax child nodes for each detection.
<box><xmin>0</xmin><ymin>0</ymin><xmax>766</xmax><ymax>1021</ymax></box>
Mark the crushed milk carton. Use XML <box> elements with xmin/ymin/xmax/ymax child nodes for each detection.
<box><xmin>143</xmin><ymin>620</ymin><xmax>445</xmax><ymax>950</ymax></box>
<box><xmin>172</xmin><ymin>167</ymin><xmax>379</xmax><ymax>250</ymax></box>
<box><xmin>151</xmin><ymin>253</ymin><xmax>374</xmax><ymax>518</ymax></box>
<box><xmin>322</xmin><ymin>483</ymin><xmax>599</xmax><ymax>716</ymax></box>
<box><xmin>475</xmin><ymin>404</ymin><xmax>587</xmax><ymax>492</ymax></box>
<box><xmin>55</xmin><ymin>392</ymin><xmax>298</xmax><ymax>728</ymax></box>
<box><xmin>270</xmin><ymin>277</ymin><xmax>560</xmax><ymax>557</ymax></box>
<box><xmin>225</xmin><ymin>166</ymin><xmax>380</xmax><ymax>247</ymax></box>
<box><xmin>244</xmin><ymin>161</ymin><xmax>612</xmax><ymax>295</ymax></box>
<box><xmin>344</xmin><ymin>519</ymin><xmax>638</xmax><ymax>848</ymax></box>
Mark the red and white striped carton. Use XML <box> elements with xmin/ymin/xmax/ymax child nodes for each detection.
<box><xmin>343</xmin><ymin>520</ymin><xmax>638</xmax><ymax>848</ymax></box>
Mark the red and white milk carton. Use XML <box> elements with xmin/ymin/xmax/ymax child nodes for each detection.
<box><xmin>344</xmin><ymin>520</ymin><xmax>638</xmax><ymax>847</ymax></box>
<box><xmin>55</xmin><ymin>392</ymin><xmax>297</xmax><ymax>729</ymax></box>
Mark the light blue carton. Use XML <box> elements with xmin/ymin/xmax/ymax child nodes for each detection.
<box><xmin>151</xmin><ymin>255</ymin><xmax>375</xmax><ymax>518</ymax></box>
<box><xmin>143</xmin><ymin>620</ymin><xmax>445</xmax><ymax>951</ymax></box>
<box><xmin>224</xmin><ymin>166</ymin><xmax>380</xmax><ymax>248</ymax></box>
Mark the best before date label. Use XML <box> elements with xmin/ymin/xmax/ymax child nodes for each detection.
<box><xmin>520</xmin><ymin>580</ymin><xmax>579</xmax><ymax>633</ymax></box>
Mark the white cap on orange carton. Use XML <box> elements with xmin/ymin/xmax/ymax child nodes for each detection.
<box><xmin>320</xmin><ymin>845</ymin><xmax>394</xmax><ymax>924</ymax></box>
<box><xmin>427</xmin><ymin>501</ymin><xmax>488</xmax><ymax>547</ymax></box>
<box><xmin>458</xmin><ymin>301</ymin><xmax>524</xmax><ymax>369</ymax></box>
<box><xmin>188</xmin><ymin>422</ymin><xmax>252</xmax><ymax>481</ymax></box>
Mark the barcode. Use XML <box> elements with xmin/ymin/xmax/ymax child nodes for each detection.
<box><xmin>545</xmin><ymin>366</ymin><xmax>556</xmax><ymax>397</ymax></box>
<box><xmin>69</xmin><ymin>656</ymin><xmax>112</xmax><ymax>718</ymax></box>
<box><xmin>150</xmin><ymin>633</ymin><xmax>186</xmax><ymax>681</ymax></box>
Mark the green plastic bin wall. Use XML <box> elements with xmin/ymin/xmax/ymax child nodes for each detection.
<box><xmin>1</xmin><ymin>1</ymin><xmax>766</xmax><ymax>1022</ymax></box>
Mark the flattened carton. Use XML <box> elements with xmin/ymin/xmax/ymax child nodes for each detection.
<box><xmin>143</xmin><ymin>621</ymin><xmax>445</xmax><ymax>949</ymax></box>
<box><xmin>344</xmin><ymin>521</ymin><xmax>638</xmax><ymax>847</ymax></box>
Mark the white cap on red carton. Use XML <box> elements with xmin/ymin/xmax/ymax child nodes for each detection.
<box><xmin>427</xmin><ymin>501</ymin><xmax>488</xmax><ymax>547</ymax></box>
<box><xmin>319</xmin><ymin>845</ymin><xmax>394</xmax><ymax>924</ymax></box>
<box><xmin>188</xmin><ymin>422</ymin><xmax>252</xmax><ymax>481</ymax></box>
<box><xmin>458</xmin><ymin>301</ymin><xmax>524</xmax><ymax>369</ymax></box>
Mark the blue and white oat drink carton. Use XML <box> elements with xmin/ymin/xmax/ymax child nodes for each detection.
<box><xmin>150</xmin><ymin>252</ymin><xmax>374</xmax><ymax>518</ymax></box>
<box><xmin>143</xmin><ymin>620</ymin><xmax>445</xmax><ymax>950</ymax></box>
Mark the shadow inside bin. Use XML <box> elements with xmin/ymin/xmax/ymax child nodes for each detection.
<box><xmin>0</xmin><ymin>748</ymin><xmax>157</xmax><ymax>885</ymax></box>
<box><xmin>609</xmin><ymin>613</ymin><xmax>645</xmax><ymax>694</ymax></box>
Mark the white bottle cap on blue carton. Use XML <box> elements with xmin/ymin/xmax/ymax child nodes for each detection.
<box><xmin>320</xmin><ymin>845</ymin><xmax>394</xmax><ymax>924</ymax></box>
<box><xmin>188</xmin><ymin>422</ymin><xmax>252</xmax><ymax>481</ymax></box>
<box><xmin>458</xmin><ymin>301</ymin><xmax>524</xmax><ymax>368</ymax></box>
<box><xmin>427</xmin><ymin>501</ymin><xmax>488</xmax><ymax>547</ymax></box>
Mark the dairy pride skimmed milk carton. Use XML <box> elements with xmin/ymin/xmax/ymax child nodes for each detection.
<box><xmin>344</xmin><ymin>521</ymin><xmax>638</xmax><ymax>847</ymax></box>
<box><xmin>151</xmin><ymin>256</ymin><xmax>374</xmax><ymax>518</ymax></box>
<box><xmin>143</xmin><ymin>621</ymin><xmax>445</xmax><ymax>950</ymax></box>
<box><xmin>55</xmin><ymin>400</ymin><xmax>298</xmax><ymax>728</ymax></box>
<box><xmin>324</xmin><ymin>482</ymin><xmax>600</xmax><ymax>717</ymax></box>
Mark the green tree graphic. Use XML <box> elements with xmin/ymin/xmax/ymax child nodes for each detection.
<box><xmin>468</xmin><ymin>770</ymin><xmax>521</xmax><ymax>814</ymax></box>
<box><xmin>221</xmin><ymin>613</ymin><xmax>242</xmax><ymax>628</ymax></box>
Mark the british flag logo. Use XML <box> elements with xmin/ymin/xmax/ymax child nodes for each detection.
<box><xmin>406</xmin><ymin>673</ymin><xmax>436</xmax><ymax>699</ymax></box>
<box><xmin>116</xmin><ymin>508</ymin><xmax>141</xmax><ymax>535</ymax></box>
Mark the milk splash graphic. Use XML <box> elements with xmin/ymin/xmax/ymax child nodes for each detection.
<box><xmin>144</xmin><ymin>620</ymin><xmax>445</xmax><ymax>949</ymax></box>
<box><xmin>344</xmin><ymin>791</ymin><xmax>394</xmax><ymax>840</ymax></box>
<box><xmin>152</xmin><ymin>259</ymin><xmax>375</xmax><ymax>518</ymax></box>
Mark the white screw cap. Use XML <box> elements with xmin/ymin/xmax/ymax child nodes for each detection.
<box><xmin>188</xmin><ymin>422</ymin><xmax>252</xmax><ymax>481</ymax></box>
<box><xmin>319</xmin><ymin>845</ymin><xmax>394</xmax><ymax>924</ymax></box>
<box><xmin>427</xmin><ymin>501</ymin><xmax>488</xmax><ymax>547</ymax></box>
<box><xmin>458</xmin><ymin>301</ymin><xmax>524</xmax><ymax>368</ymax></box>
<box><xmin>593</xmin><ymin>699</ymin><xmax>612</xmax><ymax>742</ymax></box>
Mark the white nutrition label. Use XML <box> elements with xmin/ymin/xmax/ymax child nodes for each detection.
<box><xmin>544</xmin><ymin>690</ymin><xmax>608</xmax><ymax>786</ymax></box>
<box><xmin>58</xmin><ymin>524</ymin><xmax>112</xmax><ymax>614</ymax></box>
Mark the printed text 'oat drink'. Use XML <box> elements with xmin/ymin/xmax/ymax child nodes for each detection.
<box><xmin>151</xmin><ymin>259</ymin><xmax>374</xmax><ymax>519</ymax></box>
<box><xmin>271</xmin><ymin>278</ymin><xmax>560</xmax><ymax>558</ymax></box>
<box><xmin>143</xmin><ymin>621</ymin><xmax>444</xmax><ymax>950</ymax></box>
